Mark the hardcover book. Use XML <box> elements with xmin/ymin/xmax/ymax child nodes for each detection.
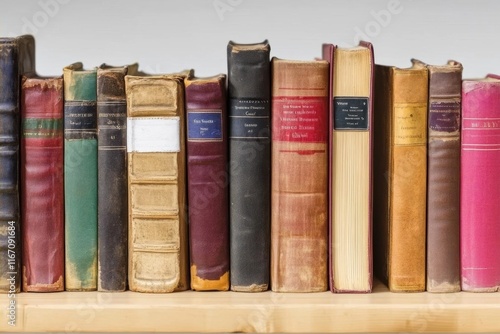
<box><xmin>323</xmin><ymin>42</ymin><xmax>374</xmax><ymax>293</ymax></box>
<box><xmin>126</xmin><ymin>74</ymin><xmax>189</xmax><ymax>293</ymax></box>
<box><xmin>461</xmin><ymin>75</ymin><xmax>500</xmax><ymax>292</ymax></box>
<box><xmin>0</xmin><ymin>35</ymin><xmax>35</xmax><ymax>293</ymax></box>
<box><xmin>373</xmin><ymin>62</ymin><xmax>428</xmax><ymax>292</ymax></box>
<box><xmin>63</xmin><ymin>63</ymin><xmax>98</xmax><ymax>291</ymax></box>
<box><xmin>227</xmin><ymin>40</ymin><xmax>271</xmax><ymax>292</ymax></box>
<box><xmin>21</xmin><ymin>75</ymin><xmax>64</xmax><ymax>292</ymax></box>
<box><xmin>97</xmin><ymin>63</ymin><xmax>138</xmax><ymax>291</ymax></box>
<box><xmin>270</xmin><ymin>58</ymin><xmax>329</xmax><ymax>292</ymax></box>
<box><xmin>185</xmin><ymin>74</ymin><xmax>229</xmax><ymax>291</ymax></box>
<box><xmin>412</xmin><ymin>59</ymin><xmax>462</xmax><ymax>293</ymax></box>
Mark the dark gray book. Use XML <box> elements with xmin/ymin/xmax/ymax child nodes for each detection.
<box><xmin>227</xmin><ymin>40</ymin><xmax>271</xmax><ymax>292</ymax></box>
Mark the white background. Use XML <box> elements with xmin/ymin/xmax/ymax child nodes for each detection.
<box><xmin>1</xmin><ymin>0</ymin><xmax>499</xmax><ymax>78</ymax></box>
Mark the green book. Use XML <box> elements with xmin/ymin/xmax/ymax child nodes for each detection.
<box><xmin>63</xmin><ymin>63</ymin><xmax>98</xmax><ymax>291</ymax></box>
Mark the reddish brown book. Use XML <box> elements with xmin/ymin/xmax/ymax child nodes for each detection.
<box><xmin>185</xmin><ymin>74</ymin><xmax>229</xmax><ymax>291</ymax></box>
<box><xmin>21</xmin><ymin>76</ymin><xmax>64</xmax><ymax>292</ymax></box>
<box><xmin>270</xmin><ymin>58</ymin><xmax>329</xmax><ymax>292</ymax></box>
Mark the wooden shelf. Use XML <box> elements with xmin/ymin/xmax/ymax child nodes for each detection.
<box><xmin>1</xmin><ymin>280</ymin><xmax>499</xmax><ymax>333</ymax></box>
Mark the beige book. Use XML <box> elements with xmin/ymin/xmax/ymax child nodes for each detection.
<box><xmin>329</xmin><ymin>44</ymin><xmax>373</xmax><ymax>292</ymax></box>
<box><xmin>125</xmin><ymin>74</ymin><xmax>189</xmax><ymax>292</ymax></box>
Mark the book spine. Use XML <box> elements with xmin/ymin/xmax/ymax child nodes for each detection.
<box><xmin>0</xmin><ymin>36</ymin><xmax>35</xmax><ymax>293</ymax></box>
<box><xmin>97</xmin><ymin>68</ymin><xmax>128</xmax><ymax>291</ymax></box>
<box><xmin>330</xmin><ymin>45</ymin><xmax>373</xmax><ymax>293</ymax></box>
<box><xmin>21</xmin><ymin>77</ymin><xmax>64</xmax><ymax>292</ymax></box>
<box><xmin>185</xmin><ymin>76</ymin><xmax>229</xmax><ymax>291</ymax></box>
<box><xmin>461</xmin><ymin>80</ymin><xmax>500</xmax><ymax>292</ymax></box>
<box><xmin>64</xmin><ymin>67</ymin><xmax>98</xmax><ymax>291</ymax></box>
<box><xmin>126</xmin><ymin>75</ymin><xmax>188</xmax><ymax>293</ymax></box>
<box><xmin>389</xmin><ymin>68</ymin><xmax>428</xmax><ymax>292</ymax></box>
<box><xmin>227</xmin><ymin>41</ymin><xmax>271</xmax><ymax>292</ymax></box>
<box><xmin>270</xmin><ymin>60</ymin><xmax>329</xmax><ymax>292</ymax></box>
<box><xmin>426</xmin><ymin>65</ymin><xmax>462</xmax><ymax>293</ymax></box>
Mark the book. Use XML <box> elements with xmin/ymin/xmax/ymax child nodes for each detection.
<box><xmin>185</xmin><ymin>74</ymin><xmax>229</xmax><ymax>291</ymax></box>
<box><xmin>0</xmin><ymin>35</ymin><xmax>35</xmax><ymax>293</ymax></box>
<box><xmin>227</xmin><ymin>40</ymin><xmax>271</xmax><ymax>292</ymax></box>
<box><xmin>97</xmin><ymin>63</ymin><xmax>138</xmax><ymax>291</ymax></box>
<box><xmin>412</xmin><ymin>59</ymin><xmax>462</xmax><ymax>293</ymax></box>
<box><xmin>373</xmin><ymin>62</ymin><xmax>428</xmax><ymax>292</ymax></box>
<box><xmin>125</xmin><ymin>73</ymin><xmax>189</xmax><ymax>293</ymax></box>
<box><xmin>323</xmin><ymin>41</ymin><xmax>374</xmax><ymax>293</ymax></box>
<box><xmin>270</xmin><ymin>58</ymin><xmax>329</xmax><ymax>292</ymax></box>
<box><xmin>20</xmin><ymin>75</ymin><xmax>64</xmax><ymax>292</ymax></box>
<box><xmin>63</xmin><ymin>62</ymin><xmax>98</xmax><ymax>291</ymax></box>
<box><xmin>461</xmin><ymin>75</ymin><xmax>500</xmax><ymax>292</ymax></box>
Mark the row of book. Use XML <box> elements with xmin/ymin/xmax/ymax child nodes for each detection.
<box><xmin>1</xmin><ymin>35</ymin><xmax>499</xmax><ymax>294</ymax></box>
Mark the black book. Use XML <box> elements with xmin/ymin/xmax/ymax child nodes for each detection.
<box><xmin>227</xmin><ymin>40</ymin><xmax>271</xmax><ymax>291</ymax></box>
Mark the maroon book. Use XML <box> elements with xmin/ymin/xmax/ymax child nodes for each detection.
<box><xmin>184</xmin><ymin>74</ymin><xmax>229</xmax><ymax>291</ymax></box>
<box><xmin>21</xmin><ymin>76</ymin><xmax>64</xmax><ymax>292</ymax></box>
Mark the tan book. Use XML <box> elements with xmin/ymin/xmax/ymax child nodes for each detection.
<box><xmin>270</xmin><ymin>58</ymin><xmax>329</xmax><ymax>292</ymax></box>
<box><xmin>324</xmin><ymin>42</ymin><xmax>373</xmax><ymax>292</ymax></box>
<box><xmin>125</xmin><ymin>74</ymin><xmax>189</xmax><ymax>292</ymax></box>
<box><xmin>373</xmin><ymin>63</ymin><xmax>428</xmax><ymax>292</ymax></box>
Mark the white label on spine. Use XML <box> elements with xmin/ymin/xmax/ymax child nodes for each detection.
<box><xmin>127</xmin><ymin>117</ymin><xmax>180</xmax><ymax>152</ymax></box>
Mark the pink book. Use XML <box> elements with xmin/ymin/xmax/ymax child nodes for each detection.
<box><xmin>461</xmin><ymin>76</ymin><xmax>500</xmax><ymax>292</ymax></box>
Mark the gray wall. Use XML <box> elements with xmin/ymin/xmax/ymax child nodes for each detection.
<box><xmin>1</xmin><ymin>0</ymin><xmax>498</xmax><ymax>77</ymax></box>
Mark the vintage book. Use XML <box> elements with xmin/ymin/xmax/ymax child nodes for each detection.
<box><xmin>63</xmin><ymin>63</ymin><xmax>98</xmax><ymax>291</ymax></box>
<box><xmin>373</xmin><ymin>63</ymin><xmax>428</xmax><ymax>292</ymax></box>
<box><xmin>227</xmin><ymin>40</ymin><xmax>271</xmax><ymax>292</ymax></box>
<box><xmin>0</xmin><ymin>35</ymin><xmax>35</xmax><ymax>293</ymax></box>
<box><xmin>21</xmin><ymin>75</ymin><xmax>64</xmax><ymax>292</ymax></box>
<box><xmin>185</xmin><ymin>74</ymin><xmax>229</xmax><ymax>291</ymax></box>
<box><xmin>126</xmin><ymin>74</ymin><xmax>189</xmax><ymax>293</ymax></box>
<box><xmin>270</xmin><ymin>58</ymin><xmax>329</xmax><ymax>292</ymax></box>
<box><xmin>97</xmin><ymin>63</ymin><xmax>138</xmax><ymax>292</ymax></box>
<box><xmin>461</xmin><ymin>75</ymin><xmax>500</xmax><ymax>292</ymax></box>
<box><xmin>412</xmin><ymin>59</ymin><xmax>462</xmax><ymax>293</ymax></box>
<box><xmin>323</xmin><ymin>42</ymin><xmax>373</xmax><ymax>293</ymax></box>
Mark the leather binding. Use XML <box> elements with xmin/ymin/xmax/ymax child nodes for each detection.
<box><xmin>412</xmin><ymin>59</ymin><xmax>462</xmax><ymax>293</ymax></box>
<box><xmin>271</xmin><ymin>58</ymin><xmax>329</xmax><ymax>292</ymax></box>
<box><xmin>126</xmin><ymin>74</ymin><xmax>189</xmax><ymax>293</ymax></box>
<box><xmin>63</xmin><ymin>63</ymin><xmax>98</xmax><ymax>291</ymax></box>
<box><xmin>461</xmin><ymin>75</ymin><xmax>500</xmax><ymax>292</ymax></box>
<box><xmin>0</xmin><ymin>35</ymin><xmax>35</xmax><ymax>293</ymax></box>
<box><xmin>97</xmin><ymin>63</ymin><xmax>138</xmax><ymax>291</ymax></box>
<box><xmin>323</xmin><ymin>42</ymin><xmax>374</xmax><ymax>293</ymax></box>
<box><xmin>185</xmin><ymin>74</ymin><xmax>229</xmax><ymax>291</ymax></box>
<box><xmin>227</xmin><ymin>40</ymin><xmax>270</xmax><ymax>292</ymax></box>
<box><xmin>21</xmin><ymin>75</ymin><xmax>64</xmax><ymax>292</ymax></box>
<box><xmin>373</xmin><ymin>63</ymin><xmax>428</xmax><ymax>292</ymax></box>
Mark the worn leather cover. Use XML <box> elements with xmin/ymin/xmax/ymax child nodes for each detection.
<box><xmin>413</xmin><ymin>59</ymin><xmax>462</xmax><ymax>292</ymax></box>
<box><xmin>126</xmin><ymin>74</ymin><xmax>189</xmax><ymax>293</ymax></box>
<box><xmin>271</xmin><ymin>58</ymin><xmax>329</xmax><ymax>292</ymax></box>
<box><xmin>21</xmin><ymin>76</ymin><xmax>64</xmax><ymax>292</ymax></box>
<box><xmin>97</xmin><ymin>64</ymin><xmax>138</xmax><ymax>291</ymax></box>
<box><xmin>461</xmin><ymin>77</ymin><xmax>500</xmax><ymax>292</ymax></box>
<box><xmin>0</xmin><ymin>35</ymin><xmax>35</xmax><ymax>293</ymax></box>
<box><xmin>227</xmin><ymin>40</ymin><xmax>270</xmax><ymax>292</ymax></box>
<box><xmin>324</xmin><ymin>42</ymin><xmax>374</xmax><ymax>293</ymax></box>
<box><xmin>64</xmin><ymin>63</ymin><xmax>98</xmax><ymax>291</ymax></box>
<box><xmin>373</xmin><ymin>64</ymin><xmax>428</xmax><ymax>292</ymax></box>
<box><xmin>185</xmin><ymin>74</ymin><xmax>229</xmax><ymax>291</ymax></box>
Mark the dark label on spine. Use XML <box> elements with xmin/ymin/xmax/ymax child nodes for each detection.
<box><xmin>334</xmin><ymin>97</ymin><xmax>368</xmax><ymax>130</ymax></box>
<box><xmin>64</xmin><ymin>101</ymin><xmax>97</xmax><ymax>139</ymax></box>
<box><xmin>187</xmin><ymin>111</ymin><xmax>222</xmax><ymax>140</ymax></box>
<box><xmin>429</xmin><ymin>101</ymin><xmax>460</xmax><ymax>132</ymax></box>
<box><xmin>229</xmin><ymin>98</ymin><xmax>270</xmax><ymax>139</ymax></box>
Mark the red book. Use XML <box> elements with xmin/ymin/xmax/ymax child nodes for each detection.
<box><xmin>21</xmin><ymin>76</ymin><xmax>64</xmax><ymax>292</ymax></box>
<box><xmin>185</xmin><ymin>74</ymin><xmax>229</xmax><ymax>291</ymax></box>
<box><xmin>461</xmin><ymin>76</ymin><xmax>500</xmax><ymax>292</ymax></box>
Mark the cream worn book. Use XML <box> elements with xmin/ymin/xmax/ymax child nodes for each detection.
<box><xmin>323</xmin><ymin>42</ymin><xmax>374</xmax><ymax>292</ymax></box>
